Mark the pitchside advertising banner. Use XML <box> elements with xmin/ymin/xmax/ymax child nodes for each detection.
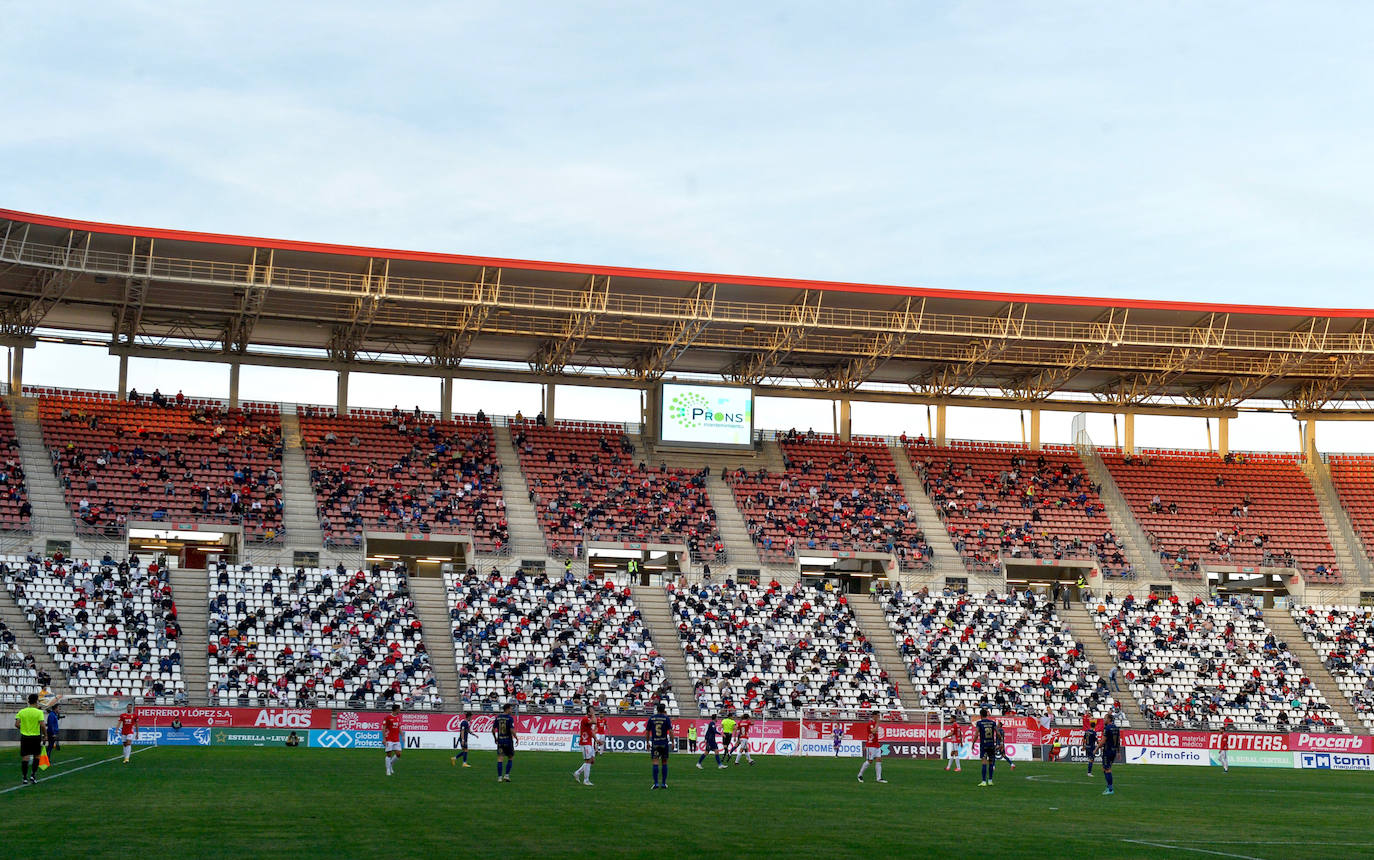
<box><xmin>108</xmin><ymin>726</ymin><xmax>212</xmax><ymax>746</ymax></box>
<box><xmin>132</xmin><ymin>707</ymin><xmax>331</xmax><ymax>730</ymax></box>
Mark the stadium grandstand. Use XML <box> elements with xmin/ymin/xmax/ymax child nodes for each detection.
<box><xmin>3</xmin><ymin>206</ymin><xmax>1374</xmax><ymax>740</ymax></box>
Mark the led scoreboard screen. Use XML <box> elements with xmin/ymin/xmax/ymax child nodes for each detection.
<box><xmin>658</xmin><ymin>383</ymin><xmax>754</xmax><ymax>450</ymax></box>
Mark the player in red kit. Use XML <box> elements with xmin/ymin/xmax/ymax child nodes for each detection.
<box><xmin>117</xmin><ymin>704</ymin><xmax>139</xmax><ymax>764</ymax></box>
<box><xmin>732</xmin><ymin>717</ymin><xmax>755</xmax><ymax>766</ymax></box>
<box><xmin>382</xmin><ymin>704</ymin><xmax>403</xmax><ymax>776</ymax></box>
<box><xmin>594</xmin><ymin>706</ymin><xmax>608</xmax><ymax>756</ymax></box>
<box><xmin>573</xmin><ymin>704</ymin><xmax>596</xmax><ymax>786</ymax></box>
<box><xmin>856</xmin><ymin>714</ymin><xmax>886</xmax><ymax>783</ymax></box>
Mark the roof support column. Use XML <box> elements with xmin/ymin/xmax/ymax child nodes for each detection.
<box><xmin>1123</xmin><ymin>412</ymin><xmax>1135</xmax><ymax>456</ymax></box>
<box><xmin>1029</xmin><ymin>408</ymin><xmax>1041</xmax><ymax>452</ymax></box>
<box><xmin>117</xmin><ymin>354</ymin><xmax>128</xmax><ymax>400</ymax></box>
<box><xmin>839</xmin><ymin>398</ymin><xmax>852</xmax><ymax>442</ymax></box>
<box><xmin>1304</xmin><ymin>419</ymin><xmax>1318</xmax><ymax>463</ymax></box>
<box><xmin>543</xmin><ymin>382</ymin><xmax>556</xmax><ymax>422</ymax></box>
<box><xmin>441</xmin><ymin>377</ymin><xmax>453</xmax><ymax>422</ymax></box>
<box><xmin>336</xmin><ymin>369</ymin><xmax>349</xmax><ymax>417</ymax></box>
<box><xmin>7</xmin><ymin>345</ymin><xmax>22</xmax><ymax>396</ymax></box>
<box><xmin>1218</xmin><ymin>417</ymin><xmax>1229</xmax><ymax>458</ymax></box>
<box><xmin>228</xmin><ymin>362</ymin><xmax>241</xmax><ymax>410</ymax></box>
<box><xmin>935</xmin><ymin>404</ymin><xmax>947</xmax><ymax>447</ymax></box>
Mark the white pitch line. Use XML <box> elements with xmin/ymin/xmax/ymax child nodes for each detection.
<box><xmin>0</xmin><ymin>746</ymin><xmax>153</xmax><ymax>795</ymax></box>
<box><xmin>1121</xmin><ymin>839</ymin><xmax>1267</xmax><ymax>860</ymax></box>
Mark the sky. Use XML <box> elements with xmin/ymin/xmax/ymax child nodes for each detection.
<box><xmin>3</xmin><ymin>1</ymin><xmax>1374</xmax><ymax>451</ymax></box>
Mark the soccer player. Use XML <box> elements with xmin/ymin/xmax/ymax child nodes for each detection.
<box><xmin>574</xmin><ymin>704</ymin><xmax>597</xmax><ymax>786</ymax></box>
<box><xmin>494</xmin><ymin>703</ymin><xmax>518</xmax><ymax>782</ymax></box>
<box><xmin>720</xmin><ymin>712</ymin><xmax>737</xmax><ymax>763</ymax></box>
<box><xmin>944</xmin><ymin>721</ymin><xmax>963</xmax><ymax>772</ymax></box>
<box><xmin>116</xmin><ymin>703</ymin><xmax>139</xmax><ymax>764</ymax></box>
<box><xmin>382</xmin><ymin>704</ymin><xmax>403</xmax><ymax>776</ymax></box>
<box><xmin>696</xmin><ymin>716</ymin><xmax>723</xmax><ymax>769</ymax></box>
<box><xmin>732</xmin><ymin>716</ymin><xmax>755</xmax><ymax>766</ymax></box>
<box><xmin>1082</xmin><ymin>713</ymin><xmax>1099</xmax><ymax>776</ymax></box>
<box><xmin>832</xmin><ymin>723</ymin><xmax>843</xmax><ymax>756</ymax></box>
<box><xmin>450</xmin><ymin>711</ymin><xmax>472</xmax><ymax>767</ymax></box>
<box><xmin>44</xmin><ymin>697</ymin><xmax>61</xmax><ymax>759</ymax></box>
<box><xmin>856</xmin><ymin>713</ymin><xmax>886</xmax><ymax>783</ymax></box>
<box><xmin>595</xmin><ymin>706</ymin><xmax>608</xmax><ymax>757</ymax></box>
<box><xmin>1219</xmin><ymin>721</ymin><xmax>1232</xmax><ymax>773</ymax></box>
<box><xmin>648</xmin><ymin>702</ymin><xmax>673</xmax><ymax>789</ymax></box>
<box><xmin>1100</xmin><ymin>713</ymin><xmax>1121</xmax><ymax>796</ymax></box>
<box><xmin>996</xmin><ymin>721</ymin><xmax>1016</xmax><ymax>771</ymax></box>
<box><xmin>15</xmin><ymin>693</ymin><xmax>46</xmax><ymax>785</ymax></box>
<box><xmin>974</xmin><ymin>708</ymin><xmax>999</xmax><ymax>786</ymax></box>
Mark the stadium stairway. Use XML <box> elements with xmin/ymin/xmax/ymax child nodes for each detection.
<box><xmin>704</xmin><ymin>474</ymin><xmax>765</xmax><ymax>572</ymax></box>
<box><xmin>1265</xmin><ymin>609</ymin><xmax>1367</xmax><ymax>734</ymax></box>
<box><xmin>491</xmin><ymin>427</ymin><xmax>555</xmax><ymax>562</ymax></box>
<box><xmin>405</xmin><ymin>576</ymin><xmax>462</xmax><ymax>708</ymax></box>
<box><xmin>5</xmin><ymin>394</ymin><xmax>75</xmax><ymax>543</ymax></box>
<box><xmin>629</xmin><ymin>585</ymin><xmax>699</xmax><ymax>717</ymax></box>
<box><xmin>0</xmin><ymin>588</ymin><xmax>73</xmax><ymax>700</ymax></box>
<box><xmin>1073</xmin><ymin>444</ymin><xmax>1169</xmax><ymax>583</ymax></box>
<box><xmin>850</xmin><ymin>594</ymin><xmax>924</xmax><ymax>713</ymax></box>
<box><xmin>278</xmin><ymin>412</ymin><xmax>325</xmax><ymax>552</ymax></box>
<box><xmin>888</xmin><ymin>443</ymin><xmax>976</xmax><ymax>587</ymax></box>
<box><xmin>1303</xmin><ymin>458</ymin><xmax>1373</xmax><ymax>585</ymax></box>
<box><xmin>167</xmin><ymin>567</ymin><xmax>210</xmax><ymax>706</ymax></box>
<box><xmin>1058</xmin><ymin>602</ymin><xmax>1145</xmax><ymax>727</ymax></box>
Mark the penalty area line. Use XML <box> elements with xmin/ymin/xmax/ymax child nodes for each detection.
<box><xmin>0</xmin><ymin>746</ymin><xmax>154</xmax><ymax>795</ymax></box>
<box><xmin>1121</xmin><ymin>839</ymin><xmax>1266</xmax><ymax>860</ymax></box>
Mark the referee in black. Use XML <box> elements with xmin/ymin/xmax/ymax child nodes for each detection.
<box><xmin>15</xmin><ymin>692</ymin><xmax>48</xmax><ymax>785</ymax></box>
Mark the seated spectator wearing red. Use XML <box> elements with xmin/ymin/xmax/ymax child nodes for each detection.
<box><xmin>730</xmin><ymin>430</ymin><xmax>931</xmax><ymax>570</ymax></box>
<box><xmin>512</xmin><ymin>419</ymin><xmax>723</xmax><ymax>564</ymax></box>
<box><xmin>300</xmin><ymin>406</ymin><xmax>507</xmax><ymax>550</ymax></box>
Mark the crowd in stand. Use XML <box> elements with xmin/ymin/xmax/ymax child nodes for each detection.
<box><xmin>1290</xmin><ymin>604</ymin><xmax>1374</xmax><ymax>731</ymax></box>
<box><xmin>207</xmin><ymin>560</ymin><xmax>441</xmax><ymax>708</ymax></box>
<box><xmin>730</xmin><ymin>431</ymin><xmax>931</xmax><ymax>569</ymax></box>
<box><xmin>878</xmin><ymin>583</ymin><xmax>1123</xmax><ymax>725</ymax></box>
<box><xmin>513</xmin><ymin>420</ymin><xmax>724</xmax><ymax>563</ymax></box>
<box><xmin>303</xmin><ymin>407</ymin><xmax>508</xmax><ymax>550</ymax></box>
<box><xmin>1091</xmin><ymin>592</ymin><xmax>1343</xmax><ymax>731</ymax></box>
<box><xmin>447</xmin><ymin>565</ymin><xmax>675</xmax><ymax>712</ymax></box>
<box><xmin>911</xmin><ymin>446</ymin><xmax>1130</xmax><ymax>576</ymax></box>
<box><xmin>0</xmin><ymin>615</ymin><xmax>42</xmax><ymax>703</ymax></box>
<box><xmin>668</xmin><ymin>576</ymin><xmax>901</xmax><ymax>716</ymax></box>
<box><xmin>44</xmin><ymin>393</ymin><xmax>285</xmax><ymax>540</ymax></box>
<box><xmin>1</xmin><ymin>552</ymin><xmax>185</xmax><ymax>703</ymax></box>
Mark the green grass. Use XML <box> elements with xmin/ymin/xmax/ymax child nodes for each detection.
<box><xmin>3</xmin><ymin>747</ymin><xmax>1374</xmax><ymax>859</ymax></box>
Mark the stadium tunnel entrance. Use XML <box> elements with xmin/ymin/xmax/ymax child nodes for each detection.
<box><xmin>799</xmin><ymin>554</ymin><xmax>892</xmax><ymax>594</ymax></box>
<box><xmin>127</xmin><ymin>523</ymin><xmax>241</xmax><ymax>570</ymax></box>
<box><xmin>1207</xmin><ymin>567</ymin><xmax>1291</xmax><ymax>608</ymax></box>
<box><xmin>363</xmin><ymin>532</ymin><xmax>469</xmax><ymax>578</ymax></box>
<box><xmin>587</xmin><ymin>543</ymin><xmax>685</xmax><ymax>585</ymax></box>
<box><xmin>1004</xmin><ymin>558</ymin><xmax>1097</xmax><ymax>602</ymax></box>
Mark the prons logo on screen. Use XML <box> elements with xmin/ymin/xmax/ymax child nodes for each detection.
<box><xmin>668</xmin><ymin>391</ymin><xmax>746</xmax><ymax>430</ymax></box>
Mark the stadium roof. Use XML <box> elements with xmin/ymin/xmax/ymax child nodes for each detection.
<box><xmin>1</xmin><ymin>207</ymin><xmax>1371</xmax><ymax>415</ymax></box>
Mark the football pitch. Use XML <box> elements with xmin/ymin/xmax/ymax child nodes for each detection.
<box><xmin>2</xmin><ymin>747</ymin><xmax>1373</xmax><ymax>859</ymax></box>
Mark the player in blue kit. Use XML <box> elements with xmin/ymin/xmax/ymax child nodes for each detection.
<box><xmin>493</xmin><ymin>703</ymin><xmax>518</xmax><ymax>783</ymax></box>
<box><xmin>974</xmin><ymin>708</ymin><xmax>1000</xmax><ymax>787</ymax></box>
<box><xmin>450</xmin><ymin>711</ymin><xmax>472</xmax><ymax>768</ymax></box>
<box><xmin>647</xmin><ymin>702</ymin><xmax>674</xmax><ymax>790</ymax></box>
<box><xmin>1082</xmin><ymin>714</ymin><xmax>1099</xmax><ymax>776</ymax></box>
<box><xmin>696</xmin><ymin>717</ymin><xmax>723</xmax><ymax>769</ymax></box>
<box><xmin>1100</xmin><ymin>713</ymin><xmax>1120</xmax><ymax>796</ymax></box>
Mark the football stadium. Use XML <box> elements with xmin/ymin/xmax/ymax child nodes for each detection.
<box><xmin>5</xmin><ymin>5</ymin><xmax>1374</xmax><ymax>859</ymax></box>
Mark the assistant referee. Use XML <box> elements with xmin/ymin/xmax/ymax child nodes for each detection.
<box><xmin>15</xmin><ymin>693</ymin><xmax>47</xmax><ymax>785</ymax></box>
